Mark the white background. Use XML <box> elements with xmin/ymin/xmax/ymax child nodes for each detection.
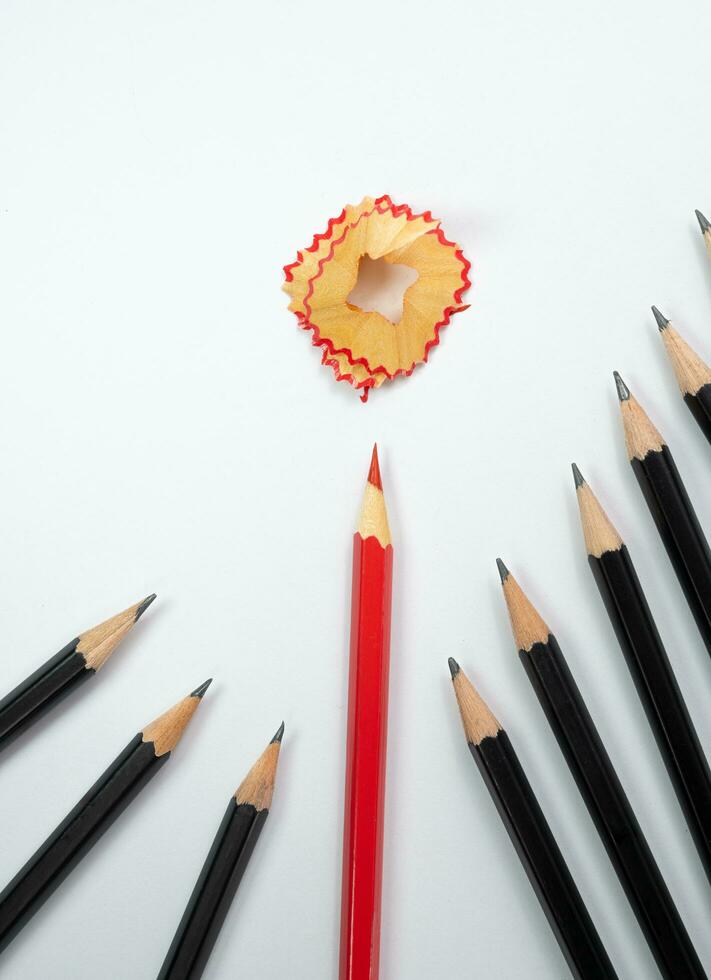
<box><xmin>2</xmin><ymin>1</ymin><xmax>711</xmax><ymax>977</ymax></box>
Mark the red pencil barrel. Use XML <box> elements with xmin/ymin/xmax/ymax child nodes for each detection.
<box><xmin>339</xmin><ymin>532</ymin><xmax>393</xmax><ymax>980</ymax></box>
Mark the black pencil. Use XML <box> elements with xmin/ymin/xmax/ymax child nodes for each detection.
<box><xmin>696</xmin><ymin>209</ymin><xmax>711</xmax><ymax>263</ymax></box>
<box><xmin>157</xmin><ymin>723</ymin><xmax>284</xmax><ymax>980</ymax></box>
<box><xmin>614</xmin><ymin>371</ymin><xmax>711</xmax><ymax>657</ymax></box>
<box><xmin>653</xmin><ymin>306</ymin><xmax>711</xmax><ymax>446</ymax></box>
<box><xmin>0</xmin><ymin>594</ymin><xmax>156</xmax><ymax>753</ymax></box>
<box><xmin>498</xmin><ymin>562</ymin><xmax>705</xmax><ymax>980</ymax></box>
<box><xmin>0</xmin><ymin>678</ymin><xmax>210</xmax><ymax>954</ymax></box>
<box><xmin>573</xmin><ymin>464</ymin><xmax>711</xmax><ymax>882</ymax></box>
<box><xmin>448</xmin><ymin>660</ymin><xmax>618</xmax><ymax>980</ymax></box>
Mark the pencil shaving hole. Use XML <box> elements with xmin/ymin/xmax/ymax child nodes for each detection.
<box><xmin>347</xmin><ymin>255</ymin><xmax>418</xmax><ymax>325</ymax></box>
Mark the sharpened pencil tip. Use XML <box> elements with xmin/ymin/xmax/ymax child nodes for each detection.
<box><xmin>571</xmin><ymin>463</ymin><xmax>586</xmax><ymax>488</ymax></box>
<box><xmin>496</xmin><ymin>558</ymin><xmax>509</xmax><ymax>583</ymax></box>
<box><xmin>613</xmin><ymin>371</ymin><xmax>630</xmax><ymax>401</ymax></box>
<box><xmin>191</xmin><ymin>678</ymin><xmax>212</xmax><ymax>699</ymax></box>
<box><xmin>367</xmin><ymin>443</ymin><xmax>383</xmax><ymax>490</ymax></box>
<box><xmin>271</xmin><ymin>721</ymin><xmax>285</xmax><ymax>743</ymax></box>
<box><xmin>651</xmin><ymin>306</ymin><xmax>670</xmax><ymax>332</ymax></box>
<box><xmin>696</xmin><ymin>209</ymin><xmax>711</xmax><ymax>235</ymax></box>
<box><xmin>448</xmin><ymin>657</ymin><xmax>460</xmax><ymax>679</ymax></box>
<box><xmin>134</xmin><ymin>593</ymin><xmax>157</xmax><ymax>621</ymax></box>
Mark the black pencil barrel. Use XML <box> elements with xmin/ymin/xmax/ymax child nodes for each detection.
<box><xmin>589</xmin><ymin>547</ymin><xmax>711</xmax><ymax>880</ymax></box>
<box><xmin>157</xmin><ymin>799</ymin><xmax>268</xmax><ymax>980</ymax></box>
<box><xmin>521</xmin><ymin>637</ymin><xmax>705</xmax><ymax>980</ymax></box>
<box><xmin>473</xmin><ymin>732</ymin><xmax>618</xmax><ymax>979</ymax></box>
<box><xmin>0</xmin><ymin>643</ymin><xmax>90</xmax><ymax>752</ymax></box>
<box><xmin>0</xmin><ymin>735</ymin><xmax>167</xmax><ymax>952</ymax></box>
<box><xmin>684</xmin><ymin>388</ymin><xmax>711</xmax><ymax>446</ymax></box>
<box><xmin>631</xmin><ymin>447</ymin><xmax>711</xmax><ymax>656</ymax></box>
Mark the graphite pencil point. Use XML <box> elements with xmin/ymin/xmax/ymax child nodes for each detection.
<box><xmin>613</xmin><ymin>371</ymin><xmax>630</xmax><ymax>402</ymax></box>
<box><xmin>496</xmin><ymin>557</ymin><xmax>510</xmax><ymax>583</ymax></box>
<box><xmin>191</xmin><ymin>678</ymin><xmax>213</xmax><ymax>699</ymax></box>
<box><xmin>696</xmin><ymin>209</ymin><xmax>711</xmax><ymax>235</ymax></box>
<box><xmin>271</xmin><ymin>721</ymin><xmax>285</xmax><ymax>744</ymax></box>
<box><xmin>448</xmin><ymin>657</ymin><xmax>460</xmax><ymax>679</ymax></box>
<box><xmin>571</xmin><ymin>463</ymin><xmax>586</xmax><ymax>489</ymax></box>
<box><xmin>652</xmin><ymin>306</ymin><xmax>670</xmax><ymax>332</ymax></box>
<box><xmin>135</xmin><ymin>594</ymin><xmax>157</xmax><ymax>621</ymax></box>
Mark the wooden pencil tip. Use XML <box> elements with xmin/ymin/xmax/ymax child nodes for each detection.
<box><xmin>367</xmin><ymin>443</ymin><xmax>383</xmax><ymax>490</ymax></box>
<box><xmin>450</xmin><ymin>663</ymin><xmax>501</xmax><ymax>745</ymax></box>
<box><xmin>696</xmin><ymin>209</ymin><xmax>711</xmax><ymax>235</ymax></box>
<box><xmin>135</xmin><ymin>593</ymin><xmax>157</xmax><ymax>621</ymax></box>
<box><xmin>271</xmin><ymin>721</ymin><xmax>285</xmax><ymax>743</ymax></box>
<box><xmin>496</xmin><ymin>557</ymin><xmax>509</xmax><ymax>583</ymax></box>
<box><xmin>191</xmin><ymin>678</ymin><xmax>213</xmax><ymax>699</ymax></box>
<box><xmin>615</xmin><ymin>378</ymin><xmax>666</xmax><ymax>459</ymax></box>
<box><xmin>77</xmin><ymin>595</ymin><xmax>158</xmax><ymax>671</ymax></box>
<box><xmin>613</xmin><ymin>371</ymin><xmax>630</xmax><ymax>402</ymax></box>
<box><xmin>448</xmin><ymin>657</ymin><xmax>460</xmax><ymax>679</ymax></box>
<box><xmin>657</xmin><ymin>317</ymin><xmax>711</xmax><ymax>397</ymax></box>
<box><xmin>575</xmin><ymin>476</ymin><xmax>624</xmax><ymax>556</ymax></box>
<box><xmin>141</xmin><ymin>689</ymin><xmax>206</xmax><ymax>757</ymax></box>
<box><xmin>235</xmin><ymin>734</ymin><xmax>283</xmax><ymax>810</ymax></box>
<box><xmin>651</xmin><ymin>306</ymin><xmax>670</xmax><ymax>332</ymax></box>
<box><xmin>500</xmin><ymin>566</ymin><xmax>551</xmax><ymax>652</ymax></box>
<box><xmin>357</xmin><ymin>446</ymin><xmax>391</xmax><ymax>546</ymax></box>
<box><xmin>571</xmin><ymin>463</ymin><xmax>586</xmax><ymax>489</ymax></box>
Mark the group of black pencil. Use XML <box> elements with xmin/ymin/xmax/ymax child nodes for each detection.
<box><xmin>0</xmin><ymin>596</ymin><xmax>283</xmax><ymax>978</ymax></box>
<box><xmin>450</xmin><ymin>210</ymin><xmax>711</xmax><ymax>980</ymax></box>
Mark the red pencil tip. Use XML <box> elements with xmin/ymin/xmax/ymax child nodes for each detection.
<box><xmin>367</xmin><ymin>444</ymin><xmax>382</xmax><ymax>490</ymax></box>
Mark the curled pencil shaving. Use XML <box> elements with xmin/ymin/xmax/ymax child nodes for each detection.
<box><xmin>283</xmin><ymin>195</ymin><xmax>471</xmax><ymax>400</ymax></box>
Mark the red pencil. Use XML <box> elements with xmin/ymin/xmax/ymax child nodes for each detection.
<box><xmin>339</xmin><ymin>445</ymin><xmax>394</xmax><ymax>980</ymax></box>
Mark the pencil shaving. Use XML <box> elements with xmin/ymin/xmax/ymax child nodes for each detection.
<box><xmin>283</xmin><ymin>195</ymin><xmax>471</xmax><ymax>400</ymax></box>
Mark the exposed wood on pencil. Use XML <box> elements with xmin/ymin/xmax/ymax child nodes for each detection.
<box><xmin>78</xmin><ymin>594</ymin><xmax>157</xmax><ymax>670</ymax></box>
<box><xmin>142</xmin><ymin>679</ymin><xmax>211</xmax><ymax>757</ymax></box>
<box><xmin>498</xmin><ymin>560</ymin><xmax>550</xmax><ymax>652</ymax></box>
<box><xmin>654</xmin><ymin>305</ymin><xmax>711</xmax><ymax>445</ymax></box>
<box><xmin>613</xmin><ymin>372</ymin><xmax>665</xmax><ymax>461</ymax></box>
<box><xmin>234</xmin><ymin>724</ymin><xmax>284</xmax><ymax>811</ymax></box>
<box><xmin>448</xmin><ymin>658</ymin><xmax>501</xmax><ymax>744</ymax></box>
<box><xmin>572</xmin><ymin>465</ymin><xmax>623</xmax><ymax>558</ymax></box>
<box><xmin>357</xmin><ymin>444</ymin><xmax>391</xmax><ymax>547</ymax></box>
<box><xmin>654</xmin><ymin>308</ymin><xmax>711</xmax><ymax>397</ymax></box>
